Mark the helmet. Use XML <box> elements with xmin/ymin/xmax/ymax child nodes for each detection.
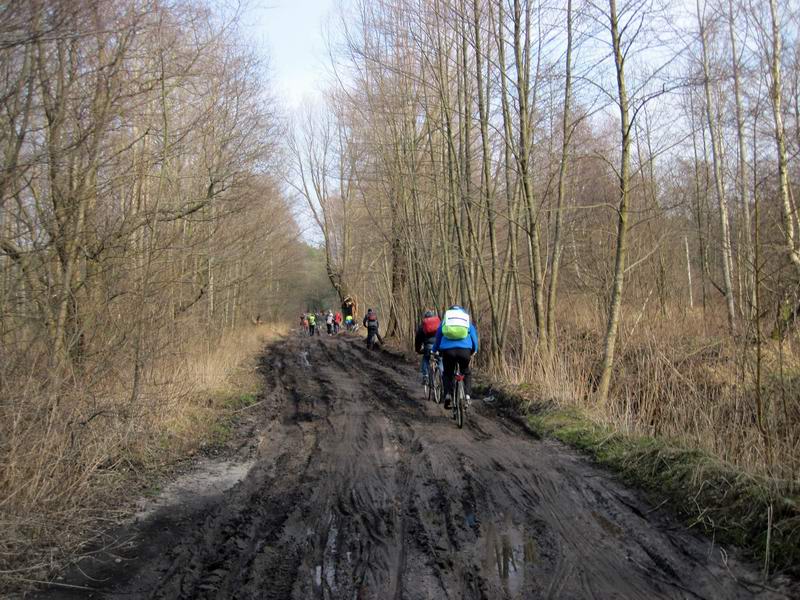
<box><xmin>423</xmin><ymin>310</ymin><xmax>435</xmax><ymax>318</ymax></box>
<box><xmin>448</xmin><ymin>304</ymin><xmax>463</xmax><ymax>311</ymax></box>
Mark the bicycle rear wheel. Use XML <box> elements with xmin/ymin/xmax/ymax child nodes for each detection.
<box><xmin>432</xmin><ymin>367</ymin><xmax>442</xmax><ymax>404</ymax></box>
<box><xmin>455</xmin><ymin>379</ymin><xmax>465</xmax><ymax>428</ymax></box>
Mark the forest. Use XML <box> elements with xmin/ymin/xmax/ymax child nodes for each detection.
<box><xmin>293</xmin><ymin>0</ymin><xmax>800</xmax><ymax>481</ymax></box>
<box><xmin>0</xmin><ymin>0</ymin><xmax>335</xmax><ymax>585</ymax></box>
<box><xmin>2</xmin><ymin>0</ymin><xmax>799</xmax><ymax>592</ymax></box>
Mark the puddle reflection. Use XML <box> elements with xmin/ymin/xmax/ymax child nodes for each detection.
<box><xmin>481</xmin><ymin>515</ymin><xmax>536</xmax><ymax>597</ymax></box>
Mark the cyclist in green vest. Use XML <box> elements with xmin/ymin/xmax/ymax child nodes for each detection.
<box><xmin>307</xmin><ymin>312</ymin><xmax>317</xmax><ymax>337</ymax></box>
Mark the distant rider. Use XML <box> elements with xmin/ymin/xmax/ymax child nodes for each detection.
<box><xmin>363</xmin><ymin>308</ymin><xmax>379</xmax><ymax>349</ymax></box>
<box><xmin>432</xmin><ymin>305</ymin><xmax>479</xmax><ymax>409</ymax></box>
<box><xmin>415</xmin><ymin>310</ymin><xmax>442</xmax><ymax>386</ymax></box>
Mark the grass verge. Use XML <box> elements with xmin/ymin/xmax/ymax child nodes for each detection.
<box><xmin>483</xmin><ymin>384</ymin><xmax>800</xmax><ymax>579</ymax></box>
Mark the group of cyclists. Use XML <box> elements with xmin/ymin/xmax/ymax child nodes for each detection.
<box><xmin>301</xmin><ymin>309</ymin><xmax>356</xmax><ymax>336</ymax></box>
<box><xmin>413</xmin><ymin>305</ymin><xmax>478</xmax><ymax>410</ymax></box>
<box><xmin>301</xmin><ymin>302</ymin><xmax>478</xmax><ymax>413</ymax></box>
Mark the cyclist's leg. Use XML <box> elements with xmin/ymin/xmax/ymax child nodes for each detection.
<box><xmin>441</xmin><ymin>350</ymin><xmax>456</xmax><ymax>403</ymax></box>
<box><xmin>453</xmin><ymin>347</ymin><xmax>472</xmax><ymax>398</ymax></box>
<box><xmin>421</xmin><ymin>347</ymin><xmax>431</xmax><ymax>382</ymax></box>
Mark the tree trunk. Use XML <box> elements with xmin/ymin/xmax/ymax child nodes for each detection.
<box><xmin>597</xmin><ymin>0</ymin><xmax>632</xmax><ymax>405</ymax></box>
<box><xmin>546</xmin><ymin>0</ymin><xmax>573</xmax><ymax>356</ymax></box>
<box><xmin>768</xmin><ymin>0</ymin><xmax>800</xmax><ymax>273</ymax></box>
<box><xmin>697</xmin><ymin>0</ymin><xmax>736</xmax><ymax>334</ymax></box>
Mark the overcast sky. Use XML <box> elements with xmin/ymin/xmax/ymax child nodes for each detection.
<box><xmin>241</xmin><ymin>0</ymin><xmax>344</xmax><ymax>109</ymax></box>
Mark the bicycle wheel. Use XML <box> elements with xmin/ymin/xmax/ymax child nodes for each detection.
<box><xmin>424</xmin><ymin>378</ymin><xmax>431</xmax><ymax>401</ymax></box>
<box><xmin>455</xmin><ymin>379</ymin><xmax>465</xmax><ymax>429</ymax></box>
<box><xmin>432</xmin><ymin>367</ymin><xmax>442</xmax><ymax>404</ymax></box>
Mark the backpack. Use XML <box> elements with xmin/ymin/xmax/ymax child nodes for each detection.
<box><xmin>422</xmin><ymin>315</ymin><xmax>441</xmax><ymax>336</ymax></box>
<box><xmin>442</xmin><ymin>308</ymin><xmax>470</xmax><ymax>340</ymax></box>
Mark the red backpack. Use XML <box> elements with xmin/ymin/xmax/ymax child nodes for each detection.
<box><xmin>422</xmin><ymin>315</ymin><xmax>441</xmax><ymax>336</ymax></box>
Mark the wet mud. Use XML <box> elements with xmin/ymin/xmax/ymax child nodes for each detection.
<box><xmin>37</xmin><ymin>335</ymin><xmax>797</xmax><ymax>599</ymax></box>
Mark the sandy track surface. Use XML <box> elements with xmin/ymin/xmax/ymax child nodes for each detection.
<box><xmin>37</xmin><ymin>335</ymin><xmax>795</xmax><ymax>599</ymax></box>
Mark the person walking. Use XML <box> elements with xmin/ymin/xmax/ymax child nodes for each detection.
<box><xmin>307</xmin><ymin>312</ymin><xmax>317</xmax><ymax>337</ymax></box>
<box><xmin>326</xmin><ymin>310</ymin><xmax>334</xmax><ymax>336</ymax></box>
<box><xmin>334</xmin><ymin>311</ymin><xmax>343</xmax><ymax>334</ymax></box>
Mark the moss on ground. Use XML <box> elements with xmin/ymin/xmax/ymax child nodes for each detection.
<box><xmin>482</xmin><ymin>385</ymin><xmax>800</xmax><ymax>578</ymax></box>
<box><xmin>223</xmin><ymin>392</ymin><xmax>260</xmax><ymax>411</ymax></box>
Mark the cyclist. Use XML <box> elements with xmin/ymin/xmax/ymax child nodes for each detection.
<box><xmin>307</xmin><ymin>312</ymin><xmax>317</xmax><ymax>337</ymax></box>
<box><xmin>345</xmin><ymin>314</ymin><xmax>354</xmax><ymax>332</ymax></box>
<box><xmin>431</xmin><ymin>305</ymin><xmax>478</xmax><ymax>409</ymax></box>
<box><xmin>415</xmin><ymin>309</ymin><xmax>442</xmax><ymax>386</ymax></box>
<box><xmin>363</xmin><ymin>308</ymin><xmax>380</xmax><ymax>349</ymax></box>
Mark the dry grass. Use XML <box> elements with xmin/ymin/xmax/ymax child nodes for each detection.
<box><xmin>0</xmin><ymin>323</ymin><xmax>284</xmax><ymax>591</ymax></box>
<box><xmin>495</xmin><ymin>299</ymin><xmax>800</xmax><ymax>481</ymax></box>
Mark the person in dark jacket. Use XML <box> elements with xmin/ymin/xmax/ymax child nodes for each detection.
<box><xmin>363</xmin><ymin>308</ymin><xmax>380</xmax><ymax>349</ymax></box>
<box><xmin>415</xmin><ymin>310</ymin><xmax>443</xmax><ymax>385</ymax></box>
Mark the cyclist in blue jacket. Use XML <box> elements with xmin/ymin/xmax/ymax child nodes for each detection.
<box><xmin>431</xmin><ymin>305</ymin><xmax>479</xmax><ymax>409</ymax></box>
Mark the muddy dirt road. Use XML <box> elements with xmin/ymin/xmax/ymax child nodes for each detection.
<box><xmin>41</xmin><ymin>335</ymin><xmax>795</xmax><ymax>599</ymax></box>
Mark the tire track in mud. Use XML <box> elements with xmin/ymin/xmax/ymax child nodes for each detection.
<box><xmin>39</xmin><ymin>335</ymin><xmax>796</xmax><ymax>600</ymax></box>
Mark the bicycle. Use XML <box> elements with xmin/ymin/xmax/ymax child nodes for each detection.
<box><xmin>424</xmin><ymin>352</ymin><xmax>443</xmax><ymax>404</ymax></box>
<box><xmin>452</xmin><ymin>364</ymin><xmax>467</xmax><ymax>428</ymax></box>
